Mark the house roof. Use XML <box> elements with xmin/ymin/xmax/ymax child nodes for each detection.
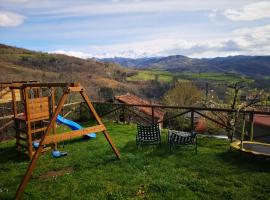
<box><xmin>115</xmin><ymin>93</ymin><xmax>164</xmax><ymax>120</ymax></box>
<box><xmin>254</xmin><ymin>115</ymin><xmax>270</xmax><ymax>128</ymax></box>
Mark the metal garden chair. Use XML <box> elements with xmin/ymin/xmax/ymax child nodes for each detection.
<box><xmin>136</xmin><ymin>123</ymin><xmax>161</xmax><ymax>148</ymax></box>
<box><xmin>168</xmin><ymin>130</ymin><xmax>197</xmax><ymax>153</ymax></box>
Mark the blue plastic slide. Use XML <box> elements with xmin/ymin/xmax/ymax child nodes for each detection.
<box><xmin>56</xmin><ymin>115</ymin><xmax>96</xmax><ymax>138</ymax></box>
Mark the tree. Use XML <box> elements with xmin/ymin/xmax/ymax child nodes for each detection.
<box><xmin>203</xmin><ymin>80</ymin><xmax>268</xmax><ymax>138</ymax></box>
<box><xmin>162</xmin><ymin>83</ymin><xmax>203</xmax><ymax>130</ymax></box>
<box><xmin>163</xmin><ymin>82</ymin><xmax>203</xmax><ymax>106</ymax></box>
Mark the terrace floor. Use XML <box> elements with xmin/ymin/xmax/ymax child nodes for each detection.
<box><xmin>1</xmin><ymin>122</ymin><xmax>270</xmax><ymax>200</ymax></box>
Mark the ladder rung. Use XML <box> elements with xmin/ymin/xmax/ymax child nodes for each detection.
<box><xmin>31</xmin><ymin>127</ymin><xmax>47</xmax><ymax>134</ymax></box>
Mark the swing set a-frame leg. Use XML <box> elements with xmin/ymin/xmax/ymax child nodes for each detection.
<box><xmin>80</xmin><ymin>90</ymin><xmax>120</xmax><ymax>159</ymax></box>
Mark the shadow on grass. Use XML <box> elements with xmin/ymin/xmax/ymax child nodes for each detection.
<box><xmin>59</xmin><ymin>136</ymin><xmax>95</xmax><ymax>146</ymax></box>
<box><xmin>0</xmin><ymin>145</ymin><xmax>28</xmax><ymax>164</ymax></box>
<box><xmin>216</xmin><ymin>150</ymin><xmax>270</xmax><ymax>172</ymax></box>
<box><xmin>120</xmin><ymin>139</ymin><xmax>197</xmax><ymax>160</ymax></box>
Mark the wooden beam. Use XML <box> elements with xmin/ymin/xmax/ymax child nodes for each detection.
<box><xmin>43</xmin><ymin>125</ymin><xmax>106</xmax><ymax>144</ymax></box>
<box><xmin>69</xmin><ymin>86</ymin><xmax>84</xmax><ymax>92</ymax></box>
<box><xmin>81</xmin><ymin>90</ymin><xmax>120</xmax><ymax>159</ymax></box>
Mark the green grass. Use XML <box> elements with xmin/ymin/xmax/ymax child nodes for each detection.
<box><xmin>127</xmin><ymin>70</ymin><xmax>251</xmax><ymax>83</ymax></box>
<box><xmin>1</xmin><ymin>122</ymin><xmax>270</xmax><ymax>199</ymax></box>
<box><xmin>127</xmin><ymin>70</ymin><xmax>176</xmax><ymax>82</ymax></box>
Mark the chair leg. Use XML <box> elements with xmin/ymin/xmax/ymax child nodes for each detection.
<box><xmin>170</xmin><ymin>143</ymin><xmax>173</xmax><ymax>152</ymax></box>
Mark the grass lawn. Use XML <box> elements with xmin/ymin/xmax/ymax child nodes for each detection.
<box><xmin>1</xmin><ymin>121</ymin><xmax>270</xmax><ymax>200</ymax></box>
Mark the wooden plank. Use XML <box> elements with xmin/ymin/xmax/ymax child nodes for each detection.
<box><xmin>29</xmin><ymin>112</ymin><xmax>50</xmax><ymax>121</ymax></box>
<box><xmin>43</xmin><ymin>125</ymin><xmax>106</xmax><ymax>144</ymax></box>
<box><xmin>69</xmin><ymin>86</ymin><xmax>84</xmax><ymax>92</ymax></box>
<box><xmin>12</xmin><ymin>89</ymin><xmax>18</xmax><ymax>117</ymax></box>
<box><xmin>19</xmin><ymin>82</ymin><xmax>69</xmax><ymax>89</ymax></box>
<box><xmin>27</xmin><ymin>97</ymin><xmax>50</xmax><ymax>121</ymax></box>
<box><xmin>30</xmin><ymin>127</ymin><xmax>47</xmax><ymax>134</ymax></box>
<box><xmin>24</xmin><ymin>88</ymin><xmax>33</xmax><ymax>159</ymax></box>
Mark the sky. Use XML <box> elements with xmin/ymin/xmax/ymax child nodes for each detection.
<box><xmin>0</xmin><ymin>0</ymin><xmax>270</xmax><ymax>58</ymax></box>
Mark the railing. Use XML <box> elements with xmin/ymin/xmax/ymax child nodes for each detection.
<box><xmin>92</xmin><ymin>101</ymin><xmax>270</xmax><ymax>142</ymax></box>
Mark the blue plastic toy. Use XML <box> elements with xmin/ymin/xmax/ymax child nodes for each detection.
<box><xmin>56</xmin><ymin>115</ymin><xmax>96</xmax><ymax>138</ymax></box>
<box><xmin>52</xmin><ymin>150</ymin><xmax>67</xmax><ymax>158</ymax></box>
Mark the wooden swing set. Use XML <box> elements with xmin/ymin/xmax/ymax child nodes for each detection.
<box><xmin>1</xmin><ymin>82</ymin><xmax>120</xmax><ymax>199</ymax></box>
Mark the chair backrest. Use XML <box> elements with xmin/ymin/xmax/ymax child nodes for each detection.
<box><xmin>137</xmin><ymin>123</ymin><xmax>161</xmax><ymax>139</ymax></box>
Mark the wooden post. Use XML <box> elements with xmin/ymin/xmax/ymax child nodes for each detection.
<box><xmin>11</xmin><ymin>88</ymin><xmax>18</xmax><ymax>117</ymax></box>
<box><xmin>191</xmin><ymin>109</ymin><xmax>194</xmax><ymax>131</ymax></box>
<box><xmin>24</xmin><ymin>88</ymin><xmax>34</xmax><ymax>159</ymax></box>
<box><xmin>51</xmin><ymin>87</ymin><xmax>57</xmax><ymax>149</ymax></box>
<box><xmin>249</xmin><ymin>113</ymin><xmax>254</xmax><ymax>141</ymax></box>
<box><xmin>12</xmin><ymin>88</ymin><xmax>20</xmax><ymax>153</ymax></box>
<box><xmin>80</xmin><ymin>90</ymin><xmax>120</xmax><ymax>159</ymax></box>
<box><xmin>240</xmin><ymin>114</ymin><xmax>246</xmax><ymax>150</ymax></box>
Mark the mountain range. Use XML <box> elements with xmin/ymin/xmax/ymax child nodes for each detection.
<box><xmin>101</xmin><ymin>55</ymin><xmax>270</xmax><ymax>77</ymax></box>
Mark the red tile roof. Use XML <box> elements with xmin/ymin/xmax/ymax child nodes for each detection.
<box><xmin>115</xmin><ymin>93</ymin><xmax>164</xmax><ymax>121</ymax></box>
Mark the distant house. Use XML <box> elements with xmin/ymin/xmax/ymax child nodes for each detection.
<box><xmin>114</xmin><ymin>93</ymin><xmax>164</xmax><ymax>125</ymax></box>
<box><xmin>253</xmin><ymin>115</ymin><xmax>270</xmax><ymax>142</ymax></box>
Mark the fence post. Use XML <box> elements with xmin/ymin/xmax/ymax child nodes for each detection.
<box><xmin>249</xmin><ymin>113</ymin><xmax>254</xmax><ymax>141</ymax></box>
<box><xmin>191</xmin><ymin>109</ymin><xmax>194</xmax><ymax>131</ymax></box>
<box><xmin>151</xmin><ymin>106</ymin><xmax>155</xmax><ymax>124</ymax></box>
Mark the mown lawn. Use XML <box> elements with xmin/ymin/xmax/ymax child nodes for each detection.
<box><xmin>1</xmin><ymin>122</ymin><xmax>270</xmax><ymax>200</ymax></box>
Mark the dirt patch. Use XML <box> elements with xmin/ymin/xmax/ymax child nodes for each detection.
<box><xmin>39</xmin><ymin>167</ymin><xmax>74</xmax><ymax>179</ymax></box>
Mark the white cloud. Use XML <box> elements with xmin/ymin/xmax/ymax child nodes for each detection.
<box><xmin>51</xmin><ymin>50</ymin><xmax>94</xmax><ymax>59</ymax></box>
<box><xmin>0</xmin><ymin>11</ymin><xmax>25</xmax><ymax>27</ymax></box>
<box><xmin>51</xmin><ymin>24</ymin><xmax>270</xmax><ymax>58</ymax></box>
<box><xmin>8</xmin><ymin>0</ymin><xmax>254</xmax><ymax>17</ymax></box>
<box><xmin>224</xmin><ymin>1</ymin><xmax>270</xmax><ymax>21</ymax></box>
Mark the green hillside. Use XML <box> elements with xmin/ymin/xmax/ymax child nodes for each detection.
<box><xmin>0</xmin><ymin>44</ymin><xmax>138</xmax><ymax>99</ymax></box>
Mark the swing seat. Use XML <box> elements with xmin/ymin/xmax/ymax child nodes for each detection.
<box><xmin>32</xmin><ymin>141</ymin><xmax>39</xmax><ymax>148</ymax></box>
<box><xmin>52</xmin><ymin>150</ymin><xmax>68</xmax><ymax>158</ymax></box>
<box><xmin>85</xmin><ymin>133</ymin><xmax>97</xmax><ymax>138</ymax></box>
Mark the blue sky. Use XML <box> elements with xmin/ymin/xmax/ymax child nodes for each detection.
<box><xmin>0</xmin><ymin>0</ymin><xmax>270</xmax><ymax>58</ymax></box>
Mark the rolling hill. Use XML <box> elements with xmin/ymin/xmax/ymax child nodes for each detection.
<box><xmin>0</xmin><ymin>44</ymin><xmax>138</xmax><ymax>100</ymax></box>
<box><xmin>101</xmin><ymin>55</ymin><xmax>270</xmax><ymax>77</ymax></box>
